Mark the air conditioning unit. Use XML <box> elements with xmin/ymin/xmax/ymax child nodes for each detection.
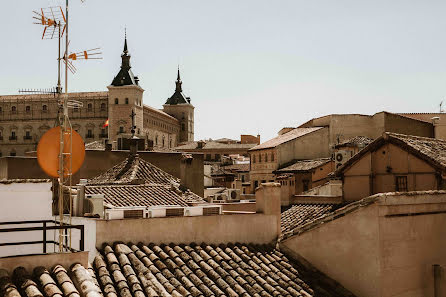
<box><xmin>225</xmin><ymin>189</ymin><xmax>241</xmax><ymax>201</ymax></box>
<box><xmin>334</xmin><ymin>150</ymin><xmax>352</xmax><ymax>169</ymax></box>
<box><xmin>85</xmin><ymin>194</ymin><xmax>105</xmax><ymax>218</ymax></box>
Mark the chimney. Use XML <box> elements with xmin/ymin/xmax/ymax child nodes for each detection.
<box><xmin>255</xmin><ymin>182</ymin><xmax>281</xmax><ymax>237</ymax></box>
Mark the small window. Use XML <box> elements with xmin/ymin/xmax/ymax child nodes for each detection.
<box><xmin>125</xmin><ymin>98</ymin><xmax>129</xmax><ymax>105</ymax></box>
<box><xmin>100</xmin><ymin>103</ymin><xmax>106</xmax><ymax>111</ymax></box>
<box><xmin>87</xmin><ymin>129</ymin><xmax>93</xmax><ymax>138</ymax></box>
<box><xmin>396</xmin><ymin>176</ymin><xmax>408</xmax><ymax>192</ymax></box>
<box><xmin>87</xmin><ymin>103</ymin><xmax>93</xmax><ymax>111</ymax></box>
<box><xmin>25</xmin><ymin>106</ymin><xmax>31</xmax><ymax>113</ymax></box>
<box><xmin>205</xmin><ymin>154</ymin><xmax>211</xmax><ymax>161</ymax></box>
<box><xmin>259</xmin><ymin>154</ymin><xmax>262</xmax><ymax>163</ymax></box>
<box><xmin>215</xmin><ymin>154</ymin><xmax>220</xmax><ymax>161</ymax></box>
<box><xmin>25</xmin><ymin>131</ymin><xmax>30</xmax><ymax>137</ymax></box>
<box><xmin>303</xmin><ymin>180</ymin><xmax>309</xmax><ymax>192</ymax></box>
<box><xmin>155</xmin><ymin>136</ymin><xmax>158</xmax><ymax>145</ymax></box>
<box><xmin>100</xmin><ymin>129</ymin><xmax>106</xmax><ymax>137</ymax></box>
<box><xmin>11</xmin><ymin>106</ymin><xmax>17</xmax><ymax>113</ymax></box>
<box><xmin>181</xmin><ymin>123</ymin><xmax>185</xmax><ymax>131</ymax></box>
<box><xmin>271</xmin><ymin>153</ymin><xmax>275</xmax><ymax>162</ymax></box>
<box><xmin>42</xmin><ymin>105</ymin><xmax>47</xmax><ymax>111</ymax></box>
<box><xmin>0</xmin><ymin>107</ymin><xmax>2</xmax><ymax>112</ymax></box>
<box><xmin>10</xmin><ymin>151</ymin><xmax>16</xmax><ymax>157</ymax></box>
<box><xmin>265</xmin><ymin>153</ymin><xmax>268</xmax><ymax>162</ymax></box>
<box><xmin>119</xmin><ymin>126</ymin><xmax>124</xmax><ymax>134</ymax></box>
<box><xmin>254</xmin><ymin>181</ymin><xmax>259</xmax><ymax>189</ymax></box>
<box><xmin>253</xmin><ymin>155</ymin><xmax>256</xmax><ymax>163</ymax></box>
<box><xmin>73</xmin><ymin>107</ymin><xmax>79</xmax><ymax>113</ymax></box>
<box><xmin>115</xmin><ymin>98</ymin><xmax>119</xmax><ymax>105</ymax></box>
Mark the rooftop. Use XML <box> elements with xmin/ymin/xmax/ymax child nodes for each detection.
<box><xmin>336</xmin><ymin>132</ymin><xmax>446</xmax><ymax>175</ymax></box>
<box><xmin>334</xmin><ymin>136</ymin><xmax>373</xmax><ymax>149</ymax></box>
<box><xmin>275</xmin><ymin>158</ymin><xmax>332</xmax><ymax>173</ymax></box>
<box><xmin>281</xmin><ymin>204</ymin><xmax>341</xmax><ymax>240</ymax></box>
<box><xmin>175</xmin><ymin>141</ymin><xmax>256</xmax><ymax>151</ymax></box>
<box><xmin>250</xmin><ymin>127</ymin><xmax>324</xmax><ymax>151</ymax></box>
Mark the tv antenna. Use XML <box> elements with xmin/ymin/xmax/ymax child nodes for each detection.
<box><xmin>32</xmin><ymin>0</ymin><xmax>100</xmax><ymax>253</ymax></box>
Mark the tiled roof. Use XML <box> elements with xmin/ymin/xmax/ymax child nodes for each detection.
<box><xmin>334</xmin><ymin>136</ymin><xmax>373</xmax><ymax>149</ymax></box>
<box><xmin>94</xmin><ymin>242</ymin><xmax>354</xmax><ymax>297</ymax></box>
<box><xmin>143</xmin><ymin>105</ymin><xmax>179</xmax><ymax>122</ymax></box>
<box><xmin>175</xmin><ymin>141</ymin><xmax>256</xmax><ymax>151</ymax></box>
<box><xmin>249</xmin><ymin>128</ymin><xmax>324</xmax><ymax>151</ymax></box>
<box><xmin>0</xmin><ymin>264</ymin><xmax>102</xmax><ymax>297</ymax></box>
<box><xmin>85</xmin><ymin>184</ymin><xmax>204</xmax><ymax>207</ymax></box>
<box><xmin>0</xmin><ymin>179</ymin><xmax>51</xmax><ymax>184</ymax></box>
<box><xmin>275</xmin><ymin>158</ymin><xmax>331</xmax><ymax>173</ymax></box>
<box><xmin>281</xmin><ymin>204</ymin><xmax>340</xmax><ymax>240</ymax></box>
<box><xmin>86</xmin><ymin>154</ymin><xmax>205</xmax><ymax>207</ymax></box>
<box><xmin>85</xmin><ymin>141</ymin><xmax>105</xmax><ymax>151</ymax></box>
<box><xmin>88</xmin><ymin>154</ymin><xmax>179</xmax><ymax>186</ymax></box>
<box><xmin>336</xmin><ymin>132</ymin><xmax>446</xmax><ymax>175</ymax></box>
<box><xmin>221</xmin><ymin>164</ymin><xmax>250</xmax><ymax>172</ymax></box>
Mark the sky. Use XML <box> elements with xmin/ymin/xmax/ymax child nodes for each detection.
<box><xmin>2</xmin><ymin>0</ymin><xmax>446</xmax><ymax>142</ymax></box>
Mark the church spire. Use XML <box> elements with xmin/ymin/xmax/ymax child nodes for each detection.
<box><xmin>175</xmin><ymin>66</ymin><xmax>182</xmax><ymax>92</ymax></box>
<box><xmin>111</xmin><ymin>30</ymin><xmax>138</xmax><ymax>86</ymax></box>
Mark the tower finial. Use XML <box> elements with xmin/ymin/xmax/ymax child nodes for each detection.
<box><xmin>177</xmin><ymin>65</ymin><xmax>181</xmax><ymax>81</ymax></box>
<box><xmin>124</xmin><ymin>27</ymin><xmax>128</xmax><ymax>53</ymax></box>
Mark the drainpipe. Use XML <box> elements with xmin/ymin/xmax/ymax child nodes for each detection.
<box><xmin>433</xmin><ymin>264</ymin><xmax>441</xmax><ymax>297</ymax></box>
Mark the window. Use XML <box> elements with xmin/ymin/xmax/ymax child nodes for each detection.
<box><xmin>162</xmin><ymin>136</ymin><xmax>165</xmax><ymax>147</ymax></box>
<box><xmin>254</xmin><ymin>181</ymin><xmax>259</xmax><ymax>189</ymax></box>
<box><xmin>396</xmin><ymin>176</ymin><xmax>408</xmax><ymax>192</ymax></box>
<box><xmin>170</xmin><ymin>140</ymin><xmax>172</xmax><ymax>148</ymax></box>
<box><xmin>87</xmin><ymin>103</ymin><xmax>93</xmax><ymax>111</ymax></box>
<box><xmin>259</xmin><ymin>154</ymin><xmax>262</xmax><ymax>163</ymax></box>
<box><xmin>125</xmin><ymin>98</ymin><xmax>129</xmax><ymax>104</ymax></box>
<box><xmin>73</xmin><ymin>107</ymin><xmax>79</xmax><ymax>113</ymax></box>
<box><xmin>252</xmin><ymin>155</ymin><xmax>256</xmax><ymax>163</ymax></box>
<box><xmin>241</xmin><ymin>175</ymin><xmax>245</xmax><ymax>182</ymax></box>
<box><xmin>155</xmin><ymin>136</ymin><xmax>158</xmax><ymax>145</ymax></box>
<box><xmin>205</xmin><ymin>154</ymin><xmax>211</xmax><ymax>161</ymax></box>
<box><xmin>87</xmin><ymin>129</ymin><xmax>93</xmax><ymax>138</ymax></box>
<box><xmin>42</xmin><ymin>105</ymin><xmax>47</xmax><ymax>112</ymax></box>
<box><xmin>0</xmin><ymin>107</ymin><xmax>2</xmax><ymax>113</ymax></box>
<box><xmin>9</xmin><ymin>131</ymin><xmax>17</xmax><ymax>141</ymax></box>
<box><xmin>215</xmin><ymin>154</ymin><xmax>220</xmax><ymax>161</ymax></box>
<box><xmin>24</xmin><ymin>131</ymin><xmax>31</xmax><ymax>140</ymax></box>
<box><xmin>303</xmin><ymin>180</ymin><xmax>309</xmax><ymax>192</ymax></box>
<box><xmin>100</xmin><ymin>129</ymin><xmax>106</xmax><ymax>137</ymax></box>
<box><xmin>100</xmin><ymin>103</ymin><xmax>106</xmax><ymax>111</ymax></box>
<box><xmin>265</xmin><ymin>153</ymin><xmax>268</xmax><ymax>162</ymax></box>
<box><xmin>115</xmin><ymin>98</ymin><xmax>119</xmax><ymax>105</ymax></box>
<box><xmin>25</xmin><ymin>106</ymin><xmax>31</xmax><ymax>113</ymax></box>
<box><xmin>181</xmin><ymin>123</ymin><xmax>185</xmax><ymax>131</ymax></box>
<box><xmin>11</xmin><ymin>106</ymin><xmax>17</xmax><ymax>113</ymax></box>
<box><xmin>271</xmin><ymin>153</ymin><xmax>274</xmax><ymax>162</ymax></box>
<box><xmin>119</xmin><ymin>126</ymin><xmax>124</xmax><ymax>134</ymax></box>
<box><xmin>10</xmin><ymin>151</ymin><xmax>16</xmax><ymax>157</ymax></box>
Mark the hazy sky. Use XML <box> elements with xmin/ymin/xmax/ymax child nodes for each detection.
<box><xmin>2</xmin><ymin>1</ymin><xmax>446</xmax><ymax>142</ymax></box>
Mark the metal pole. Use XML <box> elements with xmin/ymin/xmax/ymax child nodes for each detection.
<box><xmin>42</xmin><ymin>221</ymin><xmax>47</xmax><ymax>253</ymax></box>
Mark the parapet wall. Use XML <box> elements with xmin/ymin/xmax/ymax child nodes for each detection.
<box><xmin>95</xmin><ymin>213</ymin><xmax>278</xmax><ymax>248</ymax></box>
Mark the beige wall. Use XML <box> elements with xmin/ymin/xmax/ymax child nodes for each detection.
<box><xmin>343</xmin><ymin>143</ymin><xmax>440</xmax><ymax>201</ymax></box>
<box><xmin>0</xmin><ymin>252</ymin><xmax>88</xmax><ymax>275</ymax></box>
<box><xmin>95</xmin><ymin>213</ymin><xmax>278</xmax><ymax>247</ymax></box>
<box><xmin>281</xmin><ymin>192</ymin><xmax>446</xmax><ymax>297</ymax></box>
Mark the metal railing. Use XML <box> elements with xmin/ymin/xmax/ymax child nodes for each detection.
<box><xmin>0</xmin><ymin>220</ymin><xmax>84</xmax><ymax>255</ymax></box>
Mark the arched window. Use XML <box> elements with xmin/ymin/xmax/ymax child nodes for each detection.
<box><xmin>119</xmin><ymin>126</ymin><xmax>124</xmax><ymax>134</ymax></box>
<box><xmin>100</xmin><ymin>103</ymin><xmax>106</xmax><ymax>111</ymax></box>
<box><xmin>162</xmin><ymin>136</ymin><xmax>165</xmax><ymax>147</ymax></box>
<box><xmin>155</xmin><ymin>135</ymin><xmax>158</xmax><ymax>145</ymax></box>
<box><xmin>25</xmin><ymin>106</ymin><xmax>31</xmax><ymax>113</ymax></box>
<box><xmin>115</xmin><ymin>98</ymin><xmax>119</xmax><ymax>105</ymax></box>
<box><xmin>87</xmin><ymin>103</ymin><xmax>93</xmax><ymax>111</ymax></box>
<box><xmin>42</xmin><ymin>105</ymin><xmax>47</xmax><ymax>112</ymax></box>
<box><xmin>125</xmin><ymin>98</ymin><xmax>129</xmax><ymax>105</ymax></box>
<box><xmin>11</xmin><ymin>106</ymin><xmax>16</xmax><ymax>113</ymax></box>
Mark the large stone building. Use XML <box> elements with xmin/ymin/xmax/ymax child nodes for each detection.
<box><xmin>0</xmin><ymin>37</ymin><xmax>194</xmax><ymax>156</ymax></box>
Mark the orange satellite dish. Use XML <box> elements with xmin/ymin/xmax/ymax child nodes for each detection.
<box><xmin>37</xmin><ymin>126</ymin><xmax>85</xmax><ymax>178</ymax></box>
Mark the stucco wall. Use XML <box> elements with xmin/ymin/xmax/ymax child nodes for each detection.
<box><xmin>281</xmin><ymin>203</ymin><xmax>381</xmax><ymax>297</ymax></box>
<box><xmin>343</xmin><ymin>143</ymin><xmax>439</xmax><ymax>201</ymax></box>
<box><xmin>281</xmin><ymin>192</ymin><xmax>446</xmax><ymax>297</ymax></box>
<box><xmin>95</xmin><ymin>214</ymin><xmax>278</xmax><ymax>248</ymax></box>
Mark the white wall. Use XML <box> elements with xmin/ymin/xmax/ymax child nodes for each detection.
<box><xmin>0</xmin><ymin>182</ymin><xmax>53</xmax><ymax>257</ymax></box>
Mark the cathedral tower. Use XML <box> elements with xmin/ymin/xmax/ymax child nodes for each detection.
<box><xmin>163</xmin><ymin>68</ymin><xmax>195</xmax><ymax>143</ymax></box>
<box><xmin>107</xmin><ymin>34</ymin><xmax>144</xmax><ymax>143</ymax></box>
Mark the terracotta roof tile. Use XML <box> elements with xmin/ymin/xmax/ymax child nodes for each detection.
<box><xmin>334</xmin><ymin>136</ymin><xmax>373</xmax><ymax>149</ymax></box>
<box><xmin>275</xmin><ymin>158</ymin><xmax>331</xmax><ymax>173</ymax></box>
<box><xmin>281</xmin><ymin>204</ymin><xmax>341</xmax><ymax>240</ymax></box>
<box><xmin>91</xmin><ymin>242</ymin><xmax>352</xmax><ymax>297</ymax></box>
<box><xmin>249</xmin><ymin>128</ymin><xmax>324</xmax><ymax>151</ymax></box>
<box><xmin>175</xmin><ymin>141</ymin><xmax>256</xmax><ymax>151</ymax></box>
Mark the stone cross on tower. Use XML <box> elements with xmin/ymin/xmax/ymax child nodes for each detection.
<box><xmin>130</xmin><ymin>109</ymin><xmax>136</xmax><ymax>138</ymax></box>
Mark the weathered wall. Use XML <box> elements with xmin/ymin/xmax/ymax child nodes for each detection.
<box><xmin>384</xmin><ymin>112</ymin><xmax>433</xmax><ymax>138</ymax></box>
<box><xmin>281</xmin><ymin>203</ymin><xmax>381</xmax><ymax>297</ymax></box>
<box><xmin>281</xmin><ymin>192</ymin><xmax>446</xmax><ymax>297</ymax></box>
<box><xmin>95</xmin><ymin>214</ymin><xmax>278</xmax><ymax>247</ymax></box>
<box><xmin>0</xmin><ymin>252</ymin><xmax>88</xmax><ymax>274</ymax></box>
<box><xmin>0</xmin><ymin>157</ymin><xmax>49</xmax><ymax>180</ymax></box>
<box><xmin>343</xmin><ymin>143</ymin><xmax>439</xmax><ymax>201</ymax></box>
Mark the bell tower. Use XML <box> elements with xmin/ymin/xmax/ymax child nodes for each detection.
<box><xmin>163</xmin><ymin>67</ymin><xmax>194</xmax><ymax>143</ymax></box>
<box><xmin>107</xmin><ymin>32</ymin><xmax>144</xmax><ymax>143</ymax></box>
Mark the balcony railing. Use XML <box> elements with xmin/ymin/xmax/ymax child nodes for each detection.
<box><xmin>86</xmin><ymin>134</ymin><xmax>94</xmax><ymax>139</ymax></box>
<box><xmin>23</xmin><ymin>135</ymin><xmax>32</xmax><ymax>140</ymax></box>
<box><xmin>99</xmin><ymin>133</ymin><xmax>108</xmax><ymax>138</ymax></box>
<box><xmin>9</xmin><ymin>136</ymin><xmax>17</xmax><ymax>141</ymax></box>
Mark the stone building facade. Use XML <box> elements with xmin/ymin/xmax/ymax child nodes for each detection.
<box><xmin>0</xmin><ymin>37</ymin><xmax>194</xmax><ymax>156</ymax></box>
